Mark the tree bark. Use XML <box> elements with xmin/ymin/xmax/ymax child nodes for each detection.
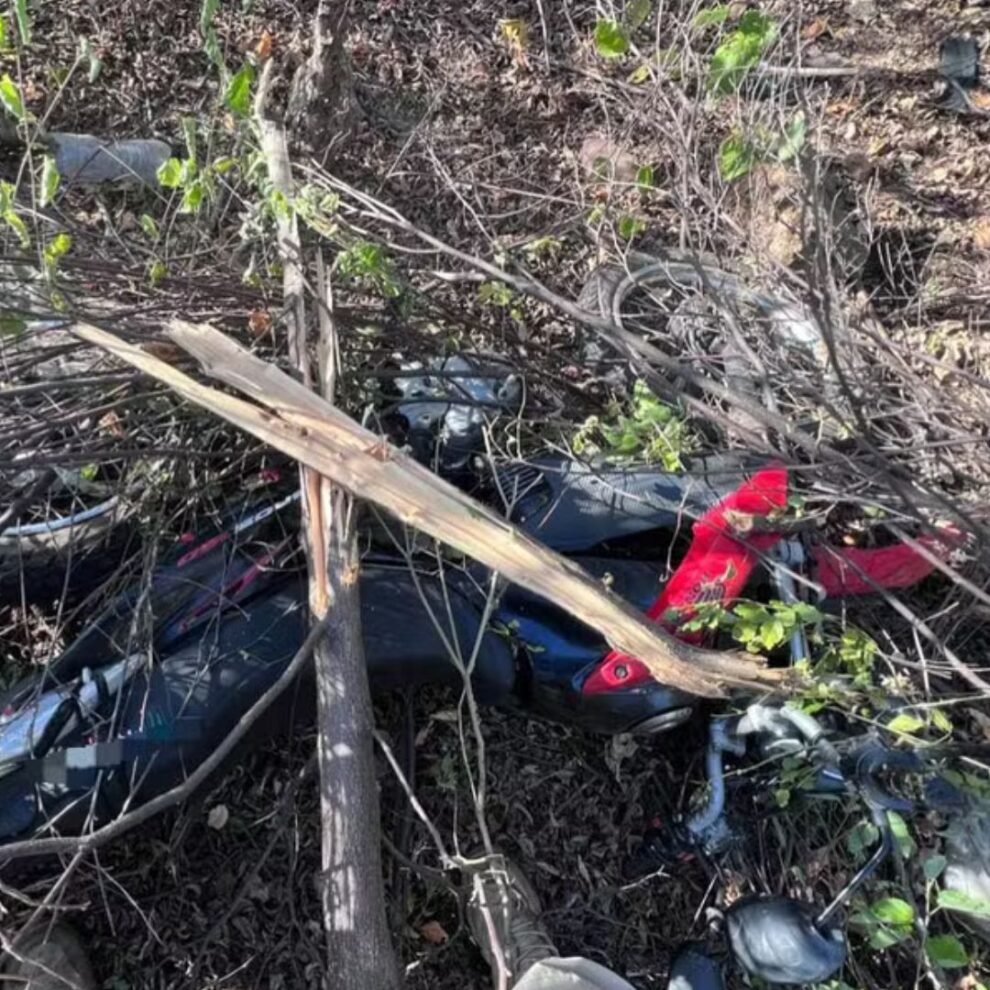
<box><xmin>287</xmin><ymin>0</ymin><xmax>357</xmax><ymax>164</ymax></box>
<box><xmin>316</xmin><ymin>528</ymin><xmax>401</xmax><ymax>989</ymax></box>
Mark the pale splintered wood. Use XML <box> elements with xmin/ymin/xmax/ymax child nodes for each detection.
<box><xmin>74</xmin><ymin>320</ymin><xmax>789</xmax><ymax>699</ymax></box>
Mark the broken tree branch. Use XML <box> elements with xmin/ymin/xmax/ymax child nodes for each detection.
<box><xmin>72</xmin><ymin>320</ymin><xmax>789</xmax><ymax>699</ymax></box>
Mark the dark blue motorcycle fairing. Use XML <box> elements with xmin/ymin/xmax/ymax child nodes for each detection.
<box><xmin>1</xmin><ymin>453</ymin><xmax>748</xmax><ymax>847</ymax></box>
<box><xmin>495</xmin><ymin>558</ymin><xmax>694</xmax><ymax>734</ymax></box>
<box><xmin>496</xmin><ymin>558</ymin><xmax>661</xmax><ymax>681</ymax></box>
<box><xmin>0</xmin><ymin>565</ymin><xmax>516</xmax><ymax>844</ymax></box>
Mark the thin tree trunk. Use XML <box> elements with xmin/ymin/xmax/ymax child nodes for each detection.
<box><xmin>317</xmin><ymin>526</ymin><xmax>400</xmax><ymax>989</ymax></box>
<box><xmin>255</xmin><ymin>16</ymin><xmax>402</xmax><ymax>980</ymax></box>
<box><xmin>308</xmin><ymin>258</ymin><xmax>400</xmax><ymax>989</ymax></box>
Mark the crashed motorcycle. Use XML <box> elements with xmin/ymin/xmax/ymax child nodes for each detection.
<box><xmin>0</xmin><ymin>449</ymin><xmax>957</xmax><ymax>851</ymax></box>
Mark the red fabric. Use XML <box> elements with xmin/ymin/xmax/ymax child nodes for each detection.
<box><xmin>585</xmin><ymin>466</ymin><xmax>788</xmax><ymax>694</ymax></box>
<box><xmin>643</xmin><ymin>464</ymin><xmax>789</xmax><ymax>630</ymax></box>
<box><xmin>583</xmin><ymin>468</ymin><xmax>964</xmax><ymax>696</ymax></box>
<box><xmin>813</xmin><ymin>525</ymin><xmax>962</xmax><ymax>596</ymax></box>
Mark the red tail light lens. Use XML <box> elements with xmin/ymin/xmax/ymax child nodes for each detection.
<box><xmin>582</xmin><ymin>652</ymin><xmax>655</xmax><ymax>694</ymax></box>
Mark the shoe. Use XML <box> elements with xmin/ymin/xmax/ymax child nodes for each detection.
<box><xmin>464</xmin><ymin>853</ymin><xmax>557</xmax><ymax>986</ymax></box>
<box><xmin>1</xmin><ymin>923</ymin><xmax>96</xmax><ymax>990</ymax></box>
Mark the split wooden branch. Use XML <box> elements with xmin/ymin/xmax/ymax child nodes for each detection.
<box><xmin>72</xmin><ymin>320</ymin><xmax>791</xmax><ymax>699</ymax></box>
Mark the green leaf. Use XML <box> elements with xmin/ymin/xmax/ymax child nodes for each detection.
<box><xmin>179</xmin><ymin>158</ymin><xmax>198</xmax><ymax>185</ymax></box>
<box><xmin>886</xmin><ymin>712</ymin><xmax>926</xmax><ymax>736</ymax></box>
<box><xmin>522</xmin><ymin>235</ymin><xmax>561</xmax><ymax>259</ymax></box>
<box><xmin>2</xmin><ymin>206</ymin><xmax>28</xmax><ymax>247</ymax></box>
<box><xmin>628</xmin><ymin>62</ymin><xmax>652</xmax><ymax>84</ymax></box>
<box><xmin>336</xmin><ymin>240</ymin><xmax>401</xmax><ymax>297</ymax></box>
<box><xmin>734</xmin><ymin>621</ymin><xmax>759</xmax><ymax>643</ymax></box>
<box><xmin>180</xmin><ymin>178</ymin><xmax>205</xmax><ymax>213</ymax></box>
<box><xmin>931</xmin><ymin>707</ymin><xmax>953</xmax><ymax>734</ymax></box>
<box><xmin>211</xmin><ymin>155</ymin><xmax>237</xmax><ymax>175</ymax></box>
<box><xmin>718</xmin><ymin>133</ymin><xmax>758</xmax><ymax>181</ymax></box>
<box><xmin>0</xmin><ymin>16</ymin><xmax>8</xmax><ymax>51</ymax></box>
<box><xmin>938</xmin><ymin>888</ymin><xmax>990</xmax><ymax>919</ymax></box>
<box><xmin>871</xmin><ymin>897</ymin><xmax>914</xmax><ymax>926</ymax></box>
<box><xmin>224</xmin><ymin>61</ymin><xmax>255</xmax><ymax>116</ymax></box>
<box><xmin>926</xmin><ymin>934</ymin><xmax>969</xmax><ymax>969</ymax></box>
<box><xmin>594</xmin><ymin>19</ymin><xmax>629</xmax><ymax>59</ymax></box>
<box><xmin>887</xmin><ymin>811</ymin><xmax>916</xmax><ymax>859</ymax></box>
<box><xmin>617</xmin><ymin>214</ymin><xmax>646</xmax><ymax>239</ymax></box>
<box><xmin>869</xmin><ymin>926</ymin><xmax>905</xmax><ymax>950</ymax></box>
<box><xmin>625</xmin><ymin>0</ymin><xmax>651</xmax><ymax>30</ymax></box>
<box><xmin>157</xmin><ymin>158</ymin><xmax>184</xmax><ymax>188</ymax></box>
<box><xmin>614</xmin><ymin>429</ymin><xmax>641</xmax><ymax>454</ymax></box>
<box><xmin>13</xmin><ymin>0</ymin><xmax>30</xmax><ymax>45</ymax></box>
<box><xmin>585</xmin><ymin>203</ymin><xmax>606</xmax><ymax>227</ymax></box>
<box><xmin>794</xmin><ymin>602</ymin><xmax>824</xmax><ymax>624</ymax></box>
<box><xmin>733</xmin><ymin>602</ymin><xmax>767</xmax><ymax>622</ymax></box>
<box><xmin>635</xmin><ymin>164</ymin><xmax>655</xmax><ymax>189</ymax></box>
<box><xmin>43</xmin><ymin>232</ymin><xmax>71</xmax><ymax>269</ymax></box>
<box><xmin>760</xmin><ymin>617</ymin><xmax>786</xmax><ymax>649</ymax></box>
<box><xmin>39</xmin><ymin>155</ymin><xmax>59</xmax><ymax>207</ymax></box>
<box><xmin>0</xmin><ymin>310</ymin><xmax>28</xmax><ymax>338</ymax></box>
<box><xmin>147</xmin><ymin>258</ymin><xmax>167</xmax><ymax>287</ymax></box>
<box><xmin>709</xmin><ymin>11</ymin><xmax>777</xmax><ymax>93</ymax></box>
<box><xmin>268</xmin><ymin>188</ymin><xmax>290</xmax><ymax>219</ymax></box>
<box><xmin>478</xmin><ymin>280</ymin><xmax>514</xmax><ymax>307</ymax></box>
<box><xmin>139</xmin><ymin>214</ymin><xmax>160</xmax><ymax>239</ymax></box>
<box><xmin>693</xmin><ymin>5</ymin><xmax>731</xmax><ymax>28</ymax></box>
<box><xmin>776</xmin><ymin>112</ymin><xmax>807</xmax><ymax>162</ymax></box>
<box><xmin>79</xmin><ymin>463</ymin><xmax>98</xmax><ymax>482</ymax></box>
<box><xmin>738</xmin><ymin>10</ymin><xmax>777</xmax><ymax>42</ymax></box>
<box><xmin>847</xmin><ymin>819</ymin><xmax>880</xmax><ymax>859</ymax></box>
<box><xmin>923</xmin><ymin>854</ymin><xmax>947</xmax><ymax>881</ymax></box>
<box><xmin>0</xmin><ymin>73</ymin><xmax>26</xmax><ymax>121</ymax></box>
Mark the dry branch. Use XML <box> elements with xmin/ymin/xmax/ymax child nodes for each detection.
<box><xmin>72</xmin><ymin>320</ymin><xmax>789</xmax><ymax>699</ymax></box>
<box><xmin>313</xmin><ymin>174</ymin><xmax>990</xmax><ymax>549</ymax></box>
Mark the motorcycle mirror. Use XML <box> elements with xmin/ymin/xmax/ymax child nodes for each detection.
<box><xmin>725</xmin><ymin>896</ymin><xmax>846</xmax><ymax>985</ymax></box>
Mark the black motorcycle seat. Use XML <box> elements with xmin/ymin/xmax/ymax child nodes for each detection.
<box><xmin>498</xmin><ymin>454</ymin><xmax>756</xmax><ymax>553</ymax></box>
